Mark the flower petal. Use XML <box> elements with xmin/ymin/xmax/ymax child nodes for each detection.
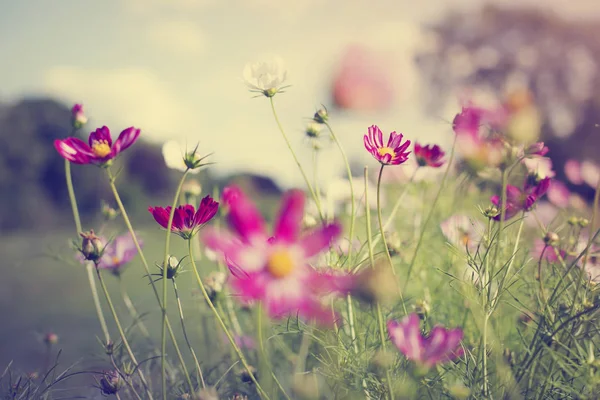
<box><xmin>89</xmin><ymin>126</ymin><xmax>112</xmax><ymax>147</ymax></box>
<box><xmin>299</xmin><ymin>223</ymin><xmax>342</xmax><ymax>258</ymax></box>
<box><xmin>274</xmin><ymin>190</ymin><xmax>305</xmax><ymax>243</ymax></box>
<box><xmin>112</xmin><ymin>127</ymin><xmax>141</xmax><ymax>156</ymax></box>
<box><xmin>222</xmin><ymin>185</ymin><xmax>266</xmax><ymax>242</ymax></box>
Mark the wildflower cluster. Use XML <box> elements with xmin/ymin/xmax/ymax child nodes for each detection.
<box><xmin>44</xmin><ymin>55</ymin><xmax>600</xmax><ymax>400</ymax></box>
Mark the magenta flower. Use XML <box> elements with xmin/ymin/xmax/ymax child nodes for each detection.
<box><xmin>77</xmin><ymin>233</ymin><xmax>142</xmax><ymax>275</ymax></box>
<box><xmin>54</xmin><ymin>126</ymin><xmax>140</xmax><ymax>165</ymax></box>
<box><xmin>202</xmin><ymin>185</ymin><xmax>351</xmax><ymax>326</ymax></box>
<box><xmin>414</xmin><ymin>143</ymin><xmax>445</xmax><ymax>168</ymax></box>
<box><xmin>363</xmin><ymin>125</ymin><xmax>411</xmax><ymax>165</ymax></box>
<box><xmin>388</xmin><ymin>313</ymin><xmax>463</xmax><ymax>368</ymax></box>
<box><xmin>452</xmin><ymin>103</ymin><xmax>506</xmax><ymax>135</ymax></box>
<box><xmin>149</xmin><ymin>195</ymin><xmax>219</xmax><ymax>239</ymax></box>
<box><xmin>490</xmin><ymin>178</ymin><xmax>551</xmax><ymax>221</ymax></box>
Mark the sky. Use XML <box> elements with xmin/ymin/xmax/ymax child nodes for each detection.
<box><xmin>1</xmin><ymin>0</ymin><xmax>598</xmax><ymax>189</ymax></box>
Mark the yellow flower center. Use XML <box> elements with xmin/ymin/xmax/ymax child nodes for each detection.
<box><xmin>266</xmin><ymin>250</ymin><xmax>295</xmax><ymax>278</ymax></box>
<box><xmin>377</xmin><ymin>147</ymin><xmax>395</xmax><ymax>159</ymax></box>
<box><xmin>111</xmin><ymin>256</ymin><xmax>121</xmax><ymax>265</ymax></box>
<box><xmin>92</xmin><ymin>140</ymin><xmax>111</xmax><ymax>157</ymax></box>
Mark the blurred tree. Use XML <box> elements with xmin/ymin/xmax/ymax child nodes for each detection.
<box><xmin>0</xmin><ymin>98</ymin><xmax>174</xmax><ymax>231</ymax></box>
<box><xmin>415</xmin><ymin>5</ymin><xmax>600</xmax><ymax>198</ymax></box>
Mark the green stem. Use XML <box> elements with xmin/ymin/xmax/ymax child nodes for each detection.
<box><xmin>365</xmin><ymin>166</ymin><xmax>394</xmax><ymax>400</ymax></box>
<box><xmin>492</xmin><ymin>168</ymin><xmax>509</xmax><ymax>270</ymax></box>
<box><xmin>64</xmin><ymin>159</ymin><xmax>111</xmax><ymax>344</ymax></box>
<box><xmin>106</xmin><ymin>169</ymin><xmax>193</xmax><ymax>393</ymax></box>
<box><xmin>160</xmin><ymin>169</ymin><xmax>190</xmax><ymax>399</ymax></box>
<box><xmin>573</xmin><ymin>175</ymin><xmax>600</xmax><ymax>314</ymax></box>
<box><xmin>403</xmin><ymin>137</ymin><xmax>456</xmax><ymax>291</ymax></box>
<box><xmin>376</xmin><ymin>165</ymin><xmax>407</xmax><ymax>315</ymax></box>
<box><xmin>95</xmin><ymin>267</ymin><xmax>153</xmax><ymax>399</ymax></box>
<box><xmin>294</xmin><ymin>327</ymin><xmax>313</xmax><ymax>375</ymax></box>
<box><xmin>187</xmin><ymin>240</ymin><xmax>271</xmax><ymax>399</ymax></box>
<box><xmin>256</xmin><ymin>306</ymin><xmax>291</xmax><ymax>400</ymax></box>
<box><xmin>491</xmin><ymin>212</ymin><xmax>525</xmax><ymax>309</ymax></box>
<box><xmin>325</xmin><ymin>122</ymin><xmax>356</xmax><ymax>262</ymax></box>
<box><xmin>269</xmin><ymin>97</ymin><xmax>324</xmax><ymax>223</ymax></box>
<box><xmin>172</xmin><ymin>280</ymin><xmax>206</xmax><ymax>389</ymax></box>
<box><xmin>118</xmin><ymin>277</ymin><xmax>152</xmax><ymax>342</ymax></box>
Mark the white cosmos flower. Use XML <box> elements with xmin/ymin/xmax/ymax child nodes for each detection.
<box><xmin>162</xmin><ymin>140</ymin><xmax>202</xmax><ymax>174</ymax></box>
<box><xmin>242</xmin><ymin>56</ymin><xmax>288</xmax><ymax>96</ymax></box>
<box><xmin>523</xmin><ymin>156</ymin><xmax>555</xmax><ymax>179</ymax></box>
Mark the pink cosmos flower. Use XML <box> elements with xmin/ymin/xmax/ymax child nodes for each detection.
<box><xmin>414</xmin><ymin>143</ymin><xmax>445</xmax><ymax>168</ymax></box>
<box><xmin>452</xmin><ymin>105</ymin><xmax>504</xmax><ymax>169</ymax></box>
<box><xmin>564</xmin><ymin>160</ymin><xmax>583</xmax><ymax>185</ymax></box>
<box><xmin>546</xmin><ymin>180</ymin><xmax>570</xmax><ymax>208</ymax></box>
<box><xmin>581</xmin><ymin>160</ymin><xmax>600</xmax><ymax>188</ymax></box>
<box><xmin>440</xmin><ymin>214</ymin><xmax>482</xmax><ymax>253</ymax></box>
<box><xmin>490</xmin><ymin>177</ymin><xmax>551</xmax><ymax>221</ymax></box>
<box><xmin>54</xmin><ymin>126</ymin><xmax>140</xmax><ymax>165</ymax></box>
<box><xmin>388</xmin><ymin>313</ymin><xmax>463</xmax><ymax>368</ymax></box>
<box><xmin>202</xmin><ymin>186</ymin><xmax>351</xmax><ymax>325</ymax></box>
<box><xmin>77</xmin><ymin>233</ymin><xmax>142</xmax><ymax>275</ymax></box>
<box><xmin>149</xmin><ymin>195</ymin><xmax>219</xmax><ymax>239</ymax></box>
<box><xmin>363</xmin><ymin>125</ymin><xmax>411</xmax><ymax>166</ymax></box>
<box><xmin>525</xmin><ymin>142</ymin><xmax>549</xmax><ymax>157</ymax></box>
<box><xmin>331</xmin><ymin>45</ymin><xmax>394</xmax><ymax>112</ymax></box>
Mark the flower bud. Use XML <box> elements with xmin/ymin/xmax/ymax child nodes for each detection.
<box><xmin>544</xmin><ymin>232</ymin><xmax>559</xmax><ymax>246</ymax></box>
<box><xmin>98</xmin><ymin>371</ymin><xmax>123</xmax><ymax>395</ymax></box>
<box><xmin>205</xmin><ymin>271</ymin><xmax>227</xmax><ymax>302</ymax></box>
<box><xmin>44</xmin><ymin>332</ymin><xmax>58</xmax><ymax>346</ymax></box>
<box><xmin>182</xmin><ymin>180</ymin><xmax>202</xmax><ymax>199</ymax></box>
<box><xmin>484</xmin><ymin>205</ymin><xmax>499</xmax><ymax>219</ymax></box>
<box><xmin>313</xmin><ymin>108</ymin><xmax>329</xmax><ymax>123</ymax></box>
<box><xmin>567</xmin><ymin>216</ymin><xmax>579</xmax><ymax>226</ymax></box>
<box><xmin>183</xmin><ymin>144</ymin><xmax>212</xmax><ymax>171</ymax></box>
<box><xmin>80</xmin><ymin>230</ymin><xmax>104</xmax><ymax>262</ymax></box>
<box><xmin>238</xmin><ymin>365</ymin><xmax>258</xmax><ymax>384</ymax></box>
<box><xmin>162</xmin><ymin>255</ymin><xmax>184</xmax><ymax>280</ymax></box>
<box><xmin>71</xmin><ymin>104</ymin><xmax>88</xmax><ymax>129</ymax></box>
<box><xmin>385</xmin><ymin>231</ymin><xmax>402</xmax><ymax>257</ymax></box>
<box><xmin>305</xmin><ymin>122</ymin><xmax>322</xmax><ymax>139</ymax></box>
<box><xmin>413</xmin><ymin>299</ymin><xmax>430</xmax><ymax>319</ymax></box>
<box><xmin>579</xmin><ymin>218</ymin><xmax>590</xmax><ymax>228</ymax></box>
<box><xmin>105</xmin><ymin>340</ymin><xmax>114</xmax><ymax>355</ymax></box>
<box><xmin>101</xmin><ymin>201</ymin><xmax>119</xmax><ymax>221</ymax></box>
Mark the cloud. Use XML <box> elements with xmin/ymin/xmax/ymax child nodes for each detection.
<box><xmin>42</xmin><ymin>66</ymin><xmax>197</xmax><ymax>141</ymax></box>
<box><xmin>147</xmin><ymin>19</ymin><xmax>207</xmax><ymax>55</ymax></box>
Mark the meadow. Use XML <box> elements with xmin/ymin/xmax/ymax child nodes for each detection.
<box><xmin>2</xmin><ymin>58</ymin><xmax>600</xmax><ymax>400</ymax></box>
